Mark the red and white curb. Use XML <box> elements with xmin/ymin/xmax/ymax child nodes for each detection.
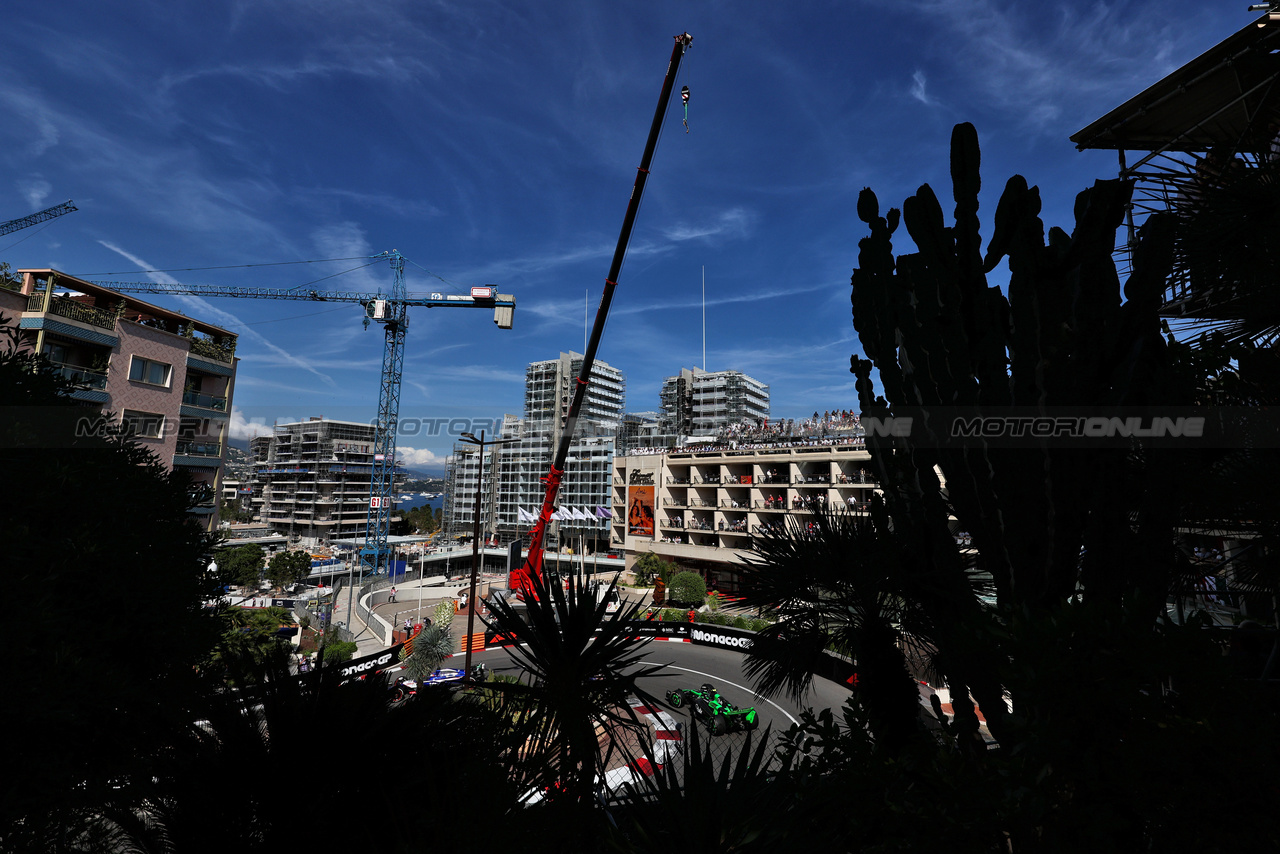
<box><xmin>601</xmin><ymin>696</ymin><xmax>685</xmax><ymax>792</ymax></box>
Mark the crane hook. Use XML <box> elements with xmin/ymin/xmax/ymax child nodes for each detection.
<box><xmin>681</xmin><ymin>85</ymin><xmax>690</xmax><ymax>133</ymax></box>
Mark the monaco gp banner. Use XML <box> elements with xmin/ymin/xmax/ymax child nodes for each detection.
<box><xmin>482</xmin><ymin>621</ymin><xmax>757</xmax><ymax>650</ymax></box>
<box><xmin>336</xmin><ymin>642</ymin><xmax>405</xmax><ymax>680</ymax></box>
<box><xmin>627</xmin><ymin>485</ymin><xmax>655</xmax><ymax>537</ymax></box>
<box><xmin>687</xmin><ymin>625</ymin><xmax>755</xmax><ymax>651</ymax></box>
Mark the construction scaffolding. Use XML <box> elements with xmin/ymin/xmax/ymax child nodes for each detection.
<box><xmin>256</xmin><ymin>418</ymin><xmax>382</xmax><ymax>546</ymax></box>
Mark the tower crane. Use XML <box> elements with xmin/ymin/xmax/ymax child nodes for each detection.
<box><xmin>1</xmin><ymin>200</ymin><xmax>78</xmax><ymax>237</ymax></box>
<box><xmin>96</xmin><ymin>250</ymin><xmax>515</xmax><ymax>577</ymax></box>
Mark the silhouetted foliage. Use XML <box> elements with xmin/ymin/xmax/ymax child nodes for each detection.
<box><xmin>739</xmin><ymin>510</ymin><xmax>942</xmax><ymax>754</ymax></box>
<box><xmin>481</xmin><ymin>570</ymin><xmax>664</xmax><ymax>810</ymax></box>
<box><xmin>836</xmin><ymin>122</ymin><xmax>1280</xmax><ymax>850</ymax></box>
<box><xmin>403</xmin><ymin>622</ymin><xmax>455</xmax><ymax>679</ymax></box>
<box><xmin>1</xmin><ymin>318</ymin><xmax>224</xmax><ymax>837</ymax></box>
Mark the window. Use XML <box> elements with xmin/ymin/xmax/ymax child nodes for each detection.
<box><xmin>122</xmin><ymin>409</ymin><xmax>166</xmax><ymax>439</ymax></box>
<box><xmin>129</xmin><ymin>356</ymin><xmax>171</xmax><ymax>387</ymax></box>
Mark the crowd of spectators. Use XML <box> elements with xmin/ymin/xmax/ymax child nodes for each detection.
<box><xmin>624</xmin><ymin>410</ymin><xmax>868</xmax><ymax>458</ymax></box>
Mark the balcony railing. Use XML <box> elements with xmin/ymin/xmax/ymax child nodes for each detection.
<box><xmin>182</xmin><ymin>390</ymin><xmax>228</xmax><ymax>411</ymax></box>
<box><xmin>189</xmin><ymin>335</ymin><xmax>237</xmax><ymax>363</ymax></box>
<box><xmin>53</xmin><ymin>362</ymin><xmax>108</xmax><ymax>390</ymax></box>
<box><xmin>175</xmin><ymin>440</ymin><xmax>223</xmax><ymax>458</ymax></box>
<box><xmin>30</xmin><ymin>294</ymin><xmax>117</xmax><ymax>330</ymax></box>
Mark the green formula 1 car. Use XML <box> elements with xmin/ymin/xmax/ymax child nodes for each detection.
<box><xmin>665</xmin><ymin>683</ymin><xmax>760</xmax><ymax>736</ymax></box>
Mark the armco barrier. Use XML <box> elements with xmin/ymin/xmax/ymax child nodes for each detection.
<box><xmin>481</xmin><ymin>619</ymin><xmax>859</xmax><ymax>688</ymax></box>
<box><xmin>484</xmin><ymin>620</ymin><xmax>759</xmax><ymax>650</ymax></box>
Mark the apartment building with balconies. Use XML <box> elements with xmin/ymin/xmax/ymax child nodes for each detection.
<box><xmin>1</xmin><ymin>269</ymin><xmax>238</xmax><ymax>531</ymax></box>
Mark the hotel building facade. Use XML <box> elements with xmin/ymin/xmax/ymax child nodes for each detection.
<box><xmin>610</xmin><ymin>439</ymin><xmax>879</xmax><ymax>590</ymax></box>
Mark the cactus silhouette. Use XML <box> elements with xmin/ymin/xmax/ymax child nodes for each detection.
<box><xmin>849</xmin><ymin>123</ymin><xmax>1179</xmax><ymax>744</ymax></box>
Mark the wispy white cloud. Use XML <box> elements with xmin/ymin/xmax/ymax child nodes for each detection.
<box><xmin>249</xmin><ymin>353</ymin><xmax>382</xmax><ymax>371</ymax></box>
<box><xmin>421</xmin><ymin>364</ymin><xmax>525</xmax><ymax>385</ymax></box>
<box><xmin>16</xmin><ymin>176</ymin><xmax>51</xmax><ymax>208</ymax></box>
<box><xmin>662</xmin><ymin>207</ymin><xmax>755</xmax><ymax>243</ymax></box>
<box><xmin>614</xmin><ymin>282</ymin><xmax>828</xmax><ymax>316</ymax></box>
<box><xmin>710</xmin><ymin>334</ymin><xmax>860</xmax><ymax>378</ymax></box>
<box><xmin>0</xmin><ymin>77</ymin><xmax>299</xmax><ymax>252</ymax></box>
<box><xmin>459</xmin><ymin>237</ymin><xmax>674</xmax><ymax>282</ymax></box>
<box><xmin>308</xmin><ymin>223</ymin><xmax>386</xmax><ymax>293</ymax></box>
<box><xmin>302</xmin><ymin>187</ymin><xmax>442</xmax><ymax>219</ymax></box>
<box><xmin>883</xmin><ymin>0</ymin><xmax>1201</xmax><ymax>132</ymax></box>
<box><xmin>231</xmin><ymin>375</ymin><xmax>330</xmax><ymax>398</ymax></box>
<box><xmin>424</xmin><ymin>342</ymin><xmax>467</xmax><ymax>358</ymax></box>
<box><xmin>98</xmin><ymin>240</ymin><xmax>338</xmax><ymax>388</ymax></box>
<box><xmin>0</xmin><ymin>88</ymin><xmax>60</xmax><ymax>157</ymax></box>
<box><xmin>910</xmin><ymin>70</ymin><xmax>935</xmax><ymax>106</ymax></box>
<box><xmin>519</xmin><ymin>279</ymin><xmax>831</xmax><ymax>335</ymax></box>
<box><xmin>159</xmin><ymin>56</ymin><xmax>431</xmax><ymax>94</ymax></box>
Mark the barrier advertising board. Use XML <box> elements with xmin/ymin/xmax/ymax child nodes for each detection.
<box><xmin>482</xmin><ymin>620</ymin><xmax>759</xmax><ymax>650</ymax></box>
<box><xmin>336</xmin><ymin>642</ymin><xmax>405</xmax><ymax>680</ymax></box>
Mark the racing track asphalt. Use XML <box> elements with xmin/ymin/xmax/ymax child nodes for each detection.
<box><xmin>453</xmin><ymin>638</ymin><xmax>852</xmax><ymax>733</ymax></box>
<box><xmin>352</xmin><ymin>588</ymin><xmax>852</xmax><ymax>731</ymax></box>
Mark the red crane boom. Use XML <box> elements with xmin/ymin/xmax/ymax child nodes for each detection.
<box><xmin>511</xmin><ymin>32</ymin><xmax>693</xmax><ymax>598</ymax></box>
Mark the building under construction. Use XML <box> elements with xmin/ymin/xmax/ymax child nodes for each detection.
<box><xmin>255</xmin><ymin>417</ymin><xmax>381</xmax><ymax>546</ymax></box>
<box><xmin>660</xmin><ymin>367</ymin><xmax>770</xmax><ymax>437</ymax></box>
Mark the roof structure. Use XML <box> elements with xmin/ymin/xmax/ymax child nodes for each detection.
<box><xmin>19</xmin><ymin>268</ymin><xmax>237</xmax><ymax>339</ymax></box>
<box><xmin>1072</xmin><ymin>14</ymin><xmax>1280</xmax><ymax>155</ymax></box>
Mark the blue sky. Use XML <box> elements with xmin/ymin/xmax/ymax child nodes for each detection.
<box><xmin>0</xmin><ymin>1</ymin><xmax>1251</xmax><ymax>471</ymax></box>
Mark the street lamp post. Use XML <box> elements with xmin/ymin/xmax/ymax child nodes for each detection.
<box><xmin>459</xmin><ymin>430</ymin><xmax>515</xmax><ymax>681</ymax></box>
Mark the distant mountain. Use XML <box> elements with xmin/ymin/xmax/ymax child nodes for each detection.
<box><xmin>401</xmin><ymin>465</ymin><xmax>447</xmax><ymax>480</ymax></box>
